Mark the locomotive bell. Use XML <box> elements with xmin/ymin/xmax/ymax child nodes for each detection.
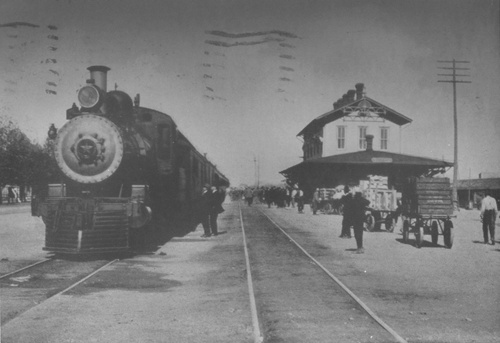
<box><xmin>54</xmin><ymin>114</ymin><xmax>124</xmax><ymax>183</ymax></box>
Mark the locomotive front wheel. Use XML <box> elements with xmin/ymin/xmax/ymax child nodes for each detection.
<box><xmin>431</xmin><ymin>221</ymin><xmax>439</xmax><ymax>245</ymax></box>
<box><xmin>364</xmin><ymin>214</ymin><xmax>375</xmax><ymax>232</ymax></box>
<box><xmin>444</xmin><ymin>226</ymin><xmax>454</xmax><ymax>249</ymax></box>
<box><xmin>415</xmin><ymin>225</ymin><xmax>424</xmax><ymax>248</ymax></box>
<box><xmin>402</xmin><ymin>220</ymin><xmax>410</xmax><ymax>243</ymax></box>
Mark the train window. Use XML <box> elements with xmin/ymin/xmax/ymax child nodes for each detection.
<box><xmin>158</xmin><ymin>124</ymin><xmax>171</xmax><ymax>159</ymax></box>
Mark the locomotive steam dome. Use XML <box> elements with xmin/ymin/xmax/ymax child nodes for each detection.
<box><xmin>55</xmin><ymin>114</ymin><xmax>124</xmax><ymax>183</ymax></box>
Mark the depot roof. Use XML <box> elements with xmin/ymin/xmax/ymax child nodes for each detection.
<box><xmin>280</xmin><ymin>149</ymin><xmax>452</xmax><ymax>177</ymax></box>
<box><xmin>297</xmin><ymin>96</ymin><xmax>412</xmax><ymax>137</ymax></box>
<box><xmin>456</xmin><ymin>178</ymin><xmax>500</xmax><ymax>190</ymax></box>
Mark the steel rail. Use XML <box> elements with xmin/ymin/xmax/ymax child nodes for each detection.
<box><xmin>0</xmin><ymin>258</ymin><xmax>52</xmax><ymax>280</ymax></box>
<box><xmin>1</xmin><ymin>259</ymin><xmax>119</xmax><ymax>327</ymax></box>
<box><xmin>51</xmin><ymin>259</ymin><xmax>118</xmax><ymax>298</ymax></box>
<box><xmin>260</xmin><ymin>209</ymin><xmax>408</xmax><ymax>343</ymax></box>
<box><xmin>239</xmin><ymin>203</ymin><xmax>264</xmax><ymax>343</ymax></box>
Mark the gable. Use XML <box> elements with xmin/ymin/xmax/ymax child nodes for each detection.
<box><xmin>298</xmin><ymin>96</ymin><xmax>412</xmax><ymax>137</ymax></box>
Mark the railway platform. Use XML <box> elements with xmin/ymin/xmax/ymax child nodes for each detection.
<box><xmin>1</xmin><ymin>201</ymin><xmax>499</xmax><ymax>343</ymax></box>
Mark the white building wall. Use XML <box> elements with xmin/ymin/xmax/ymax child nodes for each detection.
<box><xmin>322</xmin><ymin>119</ymin><xmax>401</xmax><ymax>156</ymax></box>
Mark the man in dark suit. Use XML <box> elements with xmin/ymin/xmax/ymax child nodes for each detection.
<box><xmin>340</xmin><ymin>186</ymin><xmax>353</xmax><ymax>238</ymax></box>
<box><xmin>352</xmin><ymin>191</ymin><xmax>370</xmax><ymax>254</ymax></box>
<box><xmin>200</xmin><ymin>184</ymin><xmax>212</xmax><ymax>237</ymax></box>
<box><xmin>209</xmin><ymin>185</ymin><xmax>225</xmax><ymax>236</ymax></box>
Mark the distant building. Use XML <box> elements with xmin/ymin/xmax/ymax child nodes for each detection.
<box><xmin>457</xmin><ymin>178</ymin><xmax>500</xmax><ymax>209</ymax></box>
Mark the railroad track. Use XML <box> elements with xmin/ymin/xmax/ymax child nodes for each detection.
<box><xmin>239</xmin><ymin>203</ymin><xmax>408</xmax><ymax>343</ymax></box>
<box><xmin>0</xmin><ymin>257</ymin><xmax>118</xmax><ymax>325</ymax></box>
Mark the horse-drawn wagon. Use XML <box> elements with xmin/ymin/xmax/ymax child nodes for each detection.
<box><xmin>401</xmin><ymin>177</ymin><xmax>454</xmax><ymax>248</ymax></box>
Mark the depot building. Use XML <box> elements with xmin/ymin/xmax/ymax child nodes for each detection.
<box><xmin>281</xmin><ymin>83</ymin><xmax>452</xmax><ymax>198</ymax></box>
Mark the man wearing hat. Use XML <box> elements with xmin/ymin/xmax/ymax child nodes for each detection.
<box><xmin>340</xmin><ymin>185</ymin><xmax>353</xmax><ymax>238</ymax></box>
<box><xmin>351</xmin><ymin>190</ymin><xmax>370</xmax><ymax>253</ymax></box>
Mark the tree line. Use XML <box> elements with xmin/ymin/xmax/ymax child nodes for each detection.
<box><xmin>0</xmin><ymin>116</ymin><xmax>58</xmax><ymax>204</ymax></box>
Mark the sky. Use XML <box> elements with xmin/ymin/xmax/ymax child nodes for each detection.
<box><xmin>1</xmin><ymin>0</ymin><xmax>499</xmax><ymax>187</ymax></box>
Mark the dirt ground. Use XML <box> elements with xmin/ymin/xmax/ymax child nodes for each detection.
<box><xmin>1</xmin><ymin>202</ymin><xmax>499</xmax><ymax>343</ymax></box>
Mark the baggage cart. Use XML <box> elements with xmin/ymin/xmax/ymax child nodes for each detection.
<box><xmin>363</xmin><ymin>188</ymin><xmax>398</xmax><ymax>232</ymax></box>
<box><xmin>401</xmin><ymin>177</ymin><xmax>454</xmax><ymax>248</ymax></box>
<box><xmin>361</xmin><ymin>175</ymin><xmax>399</xmax><ymax>232</ymax></box>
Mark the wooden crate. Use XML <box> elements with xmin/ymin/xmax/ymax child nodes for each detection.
<box><xmin>402</xmin><ymin>177</ymin><xmax>453</xmax><ymax>216</ymax></box>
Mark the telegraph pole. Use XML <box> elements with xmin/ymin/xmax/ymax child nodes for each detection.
<box><xmin>438</xmin><ymin>59</ymin><xmax>471</xmax><ymax>210</ymax></box>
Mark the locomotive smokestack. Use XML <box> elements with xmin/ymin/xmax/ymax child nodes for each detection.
<box><xmin>87</xmin><ymin>66</ymin><xmax>110</xmax><ymax>92</ymax></box>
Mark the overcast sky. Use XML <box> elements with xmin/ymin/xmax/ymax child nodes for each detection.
<box><xmin>1</xmin><ymin>0</ymin><xmax>499</xmax><ymax>186</ymax></box>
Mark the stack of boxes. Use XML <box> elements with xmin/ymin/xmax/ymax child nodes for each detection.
<box><xmin>360</xmin><ymin>175</ymin><xmax>397</xmax><ymax>211</ymax></box>
<box><xmin>318</xmin><ymin>188</ymin><xmax>336</xmax><ymax>200</ymax></box>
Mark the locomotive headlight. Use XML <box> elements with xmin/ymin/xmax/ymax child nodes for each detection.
<box><xmin>78</xmin><ymin>85</ymin><xmax>101</xmax><ymax>108</ymax></box>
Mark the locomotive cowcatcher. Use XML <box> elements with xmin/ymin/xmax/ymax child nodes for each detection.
<box><xmin>32</xmin><ymin>66</ymin><xmax>229</xmax><ymax>254</ymax></box>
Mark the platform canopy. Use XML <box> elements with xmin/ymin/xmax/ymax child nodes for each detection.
<box><xmin>280</xmin><ymin>149</ymin><xmax>453</xmax><ymax>191</ymax></box>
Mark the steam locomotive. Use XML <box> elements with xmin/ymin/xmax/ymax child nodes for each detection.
<box><xmin>32</xmin><ymin>66</ymin><xmax>229</xmax><ymax>254</ymax></box>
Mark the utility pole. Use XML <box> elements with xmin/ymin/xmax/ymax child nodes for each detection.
<box><xmin>438</xmin><ymin>59</ymin><xmax>471</xmax><ymax>210</ymax></box>
<box><xmin>253</xmin><ymin>155</ymin><xmax>259</xmax><ymax>188</ymax></box>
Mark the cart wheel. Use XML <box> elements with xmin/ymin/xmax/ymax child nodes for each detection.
<box><xmin>444</xmin><ymin>226</ymin><xmax>454</xmax><ymax>249</ymax></box>
<box><xmin>324</xmin><ymin>203</ymin><xmax>332</xmax><ymax>214</ymax></box>
<box><xmin>385</xmin><ymin>217</ymin><xmax>395</xmax><ymax>233</ymax></box>
<box><xmin>402</xmin><ymin>220</ymin><xmax>410</xmax><ymax>243</ymax></box>
<box><xmin>415</xmin><ymin>225</ymin><xmax>424</xmax><ymax>248</ymax></box>
<box><xmin>431</xmin><ymin>221</ymin><xmax>439</xmax><ymax>245</ymax></box>
<box><xmin>364</xmin><ymin>214</ymin><xmax>375</xmax><ymax>232</ymax></box>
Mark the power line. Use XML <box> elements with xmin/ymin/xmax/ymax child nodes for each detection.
<box><xmin>437</xmin><ymin>59</ymin><xmax>471</xmax><ymax>210</ymax></box>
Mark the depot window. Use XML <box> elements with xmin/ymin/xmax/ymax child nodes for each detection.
<box><xmin>359</xmin><ymin>126</ymin><xmax>367</xmax><ymax>150</ymax></box>
<box><xmin>380</xmin><ymin>127</ymin><xmax>389</xmax><ymax>150</ymax></box>
<box><xmin>337</xmin><ymin>126</ymin><xmax>345</xmax><ymax>149</ymax></box>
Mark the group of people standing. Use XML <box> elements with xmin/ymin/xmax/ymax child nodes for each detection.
<box><xmin>200</xmin><ymin>184</ymin><xmax>225</xmax><ymax>238</ymax></box>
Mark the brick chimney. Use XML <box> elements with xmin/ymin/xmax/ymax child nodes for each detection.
<box><xmin>355</xmin><ymin>83</ymin><xmax>365</xmax><ymax>100</ymax></box>
<box><xmin>366</xmin><ymin>134</ymin><xmax>374</xmax><ymax>151</ymax></box>
<box><xmin>347</xmin><ymin>89</ymin><xmax>356</xmax><ymax>103</ymax></box>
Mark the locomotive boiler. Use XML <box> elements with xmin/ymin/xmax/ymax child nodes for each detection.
<box><xmin>33</xmin><ymin>66</ymin><xmax>229</xmax><ymax>254</ymax></box>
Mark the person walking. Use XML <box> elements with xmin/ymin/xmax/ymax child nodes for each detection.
<box><xmin>291</xmin><ymin>187</ymin><xmax>297</xmax><ymax>208</ymax></box>
<box><xmin>340</xmin><ymin>186</ymin><xmax>353</xmax><ymax>238</ymax></box>
<box><xmin>351</xmin><ymin>190</ymin><xmax>370</xmax><ymax>253</ymax></box>
<box><xmin>200</xmin><ymin>184</ymin><xmax>212</xmax><ymax>237</ymax></box>
<box><xmin>480</xmin><ymin>190</ymin><xmax>498</xmax><ymax>245</ymax></box>
<box><xmin>311</xmin><ymin>188</ymin><xmax>321</xmax><ymax>215</ymax></box>
<box><xmin>244</xmin><ymin>187</ymin><xmax>254</xmax><ymax>206</ymax></box>
<box><xmin>295</xmin><ymin>187</ymin><xmax>304</xmax><ymax>213</ymax></box>
<box><xmin>8</xmin><ymin>187</ymin><xmax>15</xmax><ymax>204</ymax></box>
